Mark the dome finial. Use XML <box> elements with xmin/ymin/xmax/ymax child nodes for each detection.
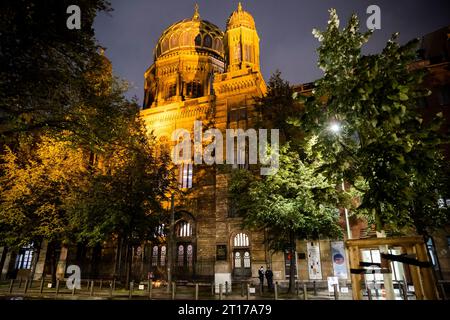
<box><xmin>238</xmin><ymin>2</ymin><xmax>243</xmax><ymax>12</ymax></box>
<box><xmin>193</xmin><ymin>3</ymin><xmax>200</xmax><ymax>20</ymax></box>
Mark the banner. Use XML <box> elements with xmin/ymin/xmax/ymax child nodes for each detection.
<box><xmin>331</xmin><ymin>241</ymin><xmax>348</xmax><ymax>279</ymax></box>
<box><xmin>307</xmin><ymin>241</ymin><xmax>322</xmax><ymax>280</ymax></box>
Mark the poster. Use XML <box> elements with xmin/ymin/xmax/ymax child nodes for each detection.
<box><xmin>307</xmin><ymin>241</ymin><xmax>322</xmax><ymax>280</ymax></box>
<box><xmin>331</xmin><ymin>241</ymin><xmax>348</xmax><ymax>279</ymax></box>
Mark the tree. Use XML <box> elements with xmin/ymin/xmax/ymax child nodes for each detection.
<box><xmin>300</xmin><ymin>9</ymin><xmax>450</xmax><ymax>235</ymax></box>
<box><xmin>255</xmin><ymin>71</ymin><xmax>302</xmax><ymax>145</ymax></box>
<box><xmin>0</xmin><ymin>136</ymin><xmax>89</xmax><ymax>284</ymax></box>
<box><xmin>66</xmin><ymin>112</ymin><xmax>174</xmax><ymax>286</ymax></box>
<box><xmin>229</xmin><ymin>142</ymin><xmax>347</xmax><ymax>293</ymax></box>
<box><xmin>0</xmin><ymin>0</ymin><xmax>129</xmax><ymax>149</ymax></box>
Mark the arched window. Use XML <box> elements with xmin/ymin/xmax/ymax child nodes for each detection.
<box><xmin>233</xmin><ymin>233</ymin><xmax>249</xmax><ymax>247</ymax></box>
<box><xmin>243</xmin><ymin>251</ymin><xmax>251</xmax><ymax>267</ymax></box>
<box><xmin>179</xmin><ymin>163</ymin><xmax>193</xmax><ymax>188</ymax></box>
<box><xmin>194</xmin><ymin>34</ymin><xmax>202</xmax><ymax>46</ymax></box>
<box><xmin>187</xmin><ymin>244</ymin><xmax>193</xmax><ymax>267</ymax></box>
<box><xmin>185</xmin><ymin>81</ymin><xmax>203</xmax><ymax>98</ymax></box>
<box><xmin>160</xmin><ymin>245</ymin><xmax>166</xmax><ymax>266</ymax></box>
<box><xmin>166</xmin><ymin>83</ymin><xmax>176</xmax><ymax>99</ymax></box>
<box><xmin>152</xmin><ymin>246</ymin><xmax>158</xmax><ymax>266</ymax></box>
<box><xmin>234</xmin><ymin>252</ymin><xmax>242</xmax><ymax>268</ymax></box>
<box><xmin>177</xmin><ymin>245</ymin><xmax>184</xmax><ymax>266</ymax></box>
<box><xmin>203</xmin><ymin>34</ymin><xmax>212</xmax><ymax>48</ymax></box>
<box><xmin>234</xmin><ymin>44</ymin><xmax>241</xmax><ymax>63</ymax></box>
<box><xmin>180</xmin><ymin>32</ymin><xmax>190</xmax><ymax>46</ymax></box>
<box><xmin>170</xmin><ymin>33</ymin><xmax>179</xmax><ymax>49</ymax></box>
<box><xmin>213</xmin><ymin>38</ymin><xmax>223</xmax><ymax>52</ymax></box>
<box><xmin>176</xmin><ymin>221</ymin><xmax>192</xmax><ymax>237</ymax></box>
<box><xmin>161</xmin><ymin>38</ymin><xmax>169</xmax><ymax>52</ymax></box>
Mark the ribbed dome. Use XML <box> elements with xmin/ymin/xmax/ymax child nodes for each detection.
<box><xmin>154</xmin><ymin>5</ymin><xmax>224</xmax><ymax>60</ymax></box>
<box><xmin>227</xmin><ymin>2</ymin><xmax>255</xmax><ymax>30</ymax></box>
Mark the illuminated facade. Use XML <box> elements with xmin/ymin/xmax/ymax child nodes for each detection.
<box><xmin>140</xmin><ymin>3</ymin><xmax>268</xmax><ymax>283</ymax></box>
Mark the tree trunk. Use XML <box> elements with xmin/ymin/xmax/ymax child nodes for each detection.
<box><xmin>125</xmin><ymin>241</ymin><xmax>132</xmax><ymax>290</ymax></box>
<box><xmin>287</xmin><ymin>232</ymin><xmax>296</xmax><ymax>294</ymax></box>
<box><xmin>48</xmin><ymin>242</ymin><xmax>58</xmax><ymax>287</ymax></box>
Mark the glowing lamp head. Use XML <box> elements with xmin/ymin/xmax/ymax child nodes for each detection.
<box><xmin>329</xmin><ymin>122</ymin><xmax>341</xmax><ymax>134</ymax></box>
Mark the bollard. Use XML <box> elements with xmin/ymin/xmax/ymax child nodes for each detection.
<box><xmin>225</xmin><ymin>281</ymin><xmax>229</xmax><ymax>296</ymax></box>
<box><xmin>367</xmin><ymin>288</ymin><xmax>372</xmax><ymax>300</ymax></box>
<box><xmin>313</xmin><ymin>281</ymin><xmax>317</xmax><ymax>296</ymax></box>
<box><xmin>129</xmin><ymin>281</ymin><xmax>134</xmax><ymax>299</ymax></box>
<box><xmin>113</xmin><ymin>279</ymin><xmax>116</xmax><ymax>291</ymax></box>
<box><xmin>110</xmin><ymin>281</ymin><xmax>113</xmax><ymax>298</ymax></box>
<box><xmin>9</xmin><ymin>279</ymin><xmax>14</xmax><ymax>294</ymax></box>
<box><xmin>39</xmin><ymin>278</ymin><xmax>44</xmax><ymax>294</ymax></box>
<box><xmin>99</xmin><ymin>279</ymin><xmax>103</xmax><ymax>291</ymax></box>
<box><xmin>55</xmin><ymin>280</ymin><xmax>60</xmax><ymax>297</ymax></box>
<box><xmin>402</xmin><ymin>281</ymin><xmax>408</xmax><ymax>301</ymax></box>
<box><xmin>195</xmin><ymin>283</ymin><xmax>199</xmax><ymax>300</ymax></box>
<box><xmin>90</xmin><ymin>280</ymin><xmax>94</xmax><ymax>296</ymax></box>
<box><xmin>18</xmin><ymin>278</ymin><xmax>23</xmax><ymax>289</ymax></box>
<box><xmin>211</xmin><ymin>282</ymin><xmax>215</xmax><ymax>296</ymax></box>
<box><xmin>303</xmin><ymin>283</ymin><xmax>308</xmax><ymax>300</ymax></box>
<box><xmin>72</xmin><ymin>283</ymin><xmax>76</xmax><ymax>296</ymax></box>
<box><xmin>241</xmin><ymin>282</ymin><xmax>244</xmax><ymax>297</ymax></box>
<box><xmin>219</xmin><ymin>283</ymin><xmax>223</xmax><ymax>300</ymax></box>
<box><xmin>29</xmin><ymin>279</ymin><xmax>33</xmax><ymax>289</ymax></box>
<box><xmin>172</xmin><ymin>282</ymin><xmax>176</xmax><ymax>300</ymax></box>
<box><xmin>333</xmin><ymin>284</ymin><xmax>339</xmax><ymax>300</ymax></box>
<box><xmin>149</xmin><ymin>280</ymin><xmax>153</xmax><ymax>299</ymax></box>
<box><xmin>296</xmin><ymin>281</ymin><xmax>299</xmax><ymax>297</ymax></box>
<box><xmin>23</xmin><ymin>279</ymin><xmax>29</xmax><ymax>294</ymax></box>
<box><xmin>246</xmin><ymin>283</ymin><xmax>250</xmax><ymax>300</ymax></box>
<box><xmin>274</xmin><ymin>282</ymin><xmax>278</xmax><ymax>300</ymax></box>
<box><xmin>439</xmin><ymin>283</ymin><xmax>447</xmax><ymax>300</ymax></box>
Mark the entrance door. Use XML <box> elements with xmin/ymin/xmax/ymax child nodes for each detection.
<box><xmin>233</xmin><ymin>249</ymin><xmax>251</xmax><ymax>277</ymax></box>
<box><xmin>175</xmin><ymin>243</ymin><xmax>194</xmax><ymax>279</ymax></box>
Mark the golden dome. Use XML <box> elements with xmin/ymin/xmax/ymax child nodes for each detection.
<box><xmin>226</xmin><ymin>2</ymin><xmax>255</xmax><ymax>30</ymax></box>
<box><xmin>154</xmin><ymin>4</ymin><xmax>224</xmax><ymax>60</ymax></box>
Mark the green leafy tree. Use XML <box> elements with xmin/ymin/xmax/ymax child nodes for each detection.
<box><xmin>255</xmin><ymin>71</ymin><xmax>302</xmax><ymax>145</ymax></box>
<box><xmin>300</xmin><ymin>9</ymin><xmax>450</xmax><ymax>235</ymax></box>
<box><xmin>0</xmin><ymin>0</ymin><xmax>130</xmax><ymax>149</ymax></box>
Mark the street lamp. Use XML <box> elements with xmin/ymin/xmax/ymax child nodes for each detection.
<box><xmin>329</xmin><ymin>122</ymin><xmax>341</xmax><ymax>134</ymax></box>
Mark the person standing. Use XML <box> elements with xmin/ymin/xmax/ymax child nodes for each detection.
<box><xmin>258</xmin><ymin>266</ymin><xmax>265</xmax><ymax>292</ymax></box>
<box><xmin>265</xmin><ymin>266</ymin><xmax>274</xmax><ymax>291</ymax></box>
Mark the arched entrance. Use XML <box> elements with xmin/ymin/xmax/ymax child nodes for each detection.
<box><xmin>232</xmin><ymin>232</ymin><xmax>251</xmax><ymax>278</ymax></box>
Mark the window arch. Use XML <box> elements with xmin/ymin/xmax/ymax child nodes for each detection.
<box><xmin>176</xmin><ymin>220</ymin><xmax>192</xmax><ymax>237</ymax></box>
<box><xmin>213</xmin><ymin>38</ymin><xmax>223</xmax><ymax>52</ymax></box>
<box><xmin>194</xmin><ymin>34</ymin><xmax>202</xmax><ymax>46</ymax></box>
<box><xmin>180</xmin><ymin>32</ymin><xmax>190</xmax><ymax>46</ymax></box>
<box><xmin>233</xmin><ymin>232</ymin><xmax>249</xmax><ymax>247</ymax></box>
<box><xmin>170</xmin><ymin>33</ymin><xmax>179</xmax><ymax>49</ymax></box>
<box><xmin>161</xmin><ymin>38</ymin><xmax>169</xmax><ymax>53</ymax></box>
<box><xmin>203</xmin><ymin>34</ymin><xmax>212</xmax><ymax>48</ymax></box>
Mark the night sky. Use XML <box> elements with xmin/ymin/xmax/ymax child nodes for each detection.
<box><xmin>94</xmin><ymin>0</ymin><xmax>450</xmax><ymax>105</ymax></box>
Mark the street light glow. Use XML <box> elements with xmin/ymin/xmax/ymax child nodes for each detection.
<box><xmin>329</xmin><ymin>122</ymin><xmax>341</xmax><ymax>134</ymax></box>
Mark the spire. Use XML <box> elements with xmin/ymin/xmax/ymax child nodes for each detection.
<box><xmin>238</xmin><ymin>2</ymin><xmax>243</xmax><ymax>12</ymax></box>
<box><xmin>193</xmin><ymin>3</ymin><xmax>200</xmax><ymax>20</ymax></box>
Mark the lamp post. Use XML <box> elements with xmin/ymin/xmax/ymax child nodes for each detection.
<box><xmin>167</xmin><ymin>193</ymin><xmax>175</xmax><ymax>292</ymax></box>
<box><xmin>328</xmin><ymin>121</ymin><xmax>352</xmax><ymax>239</ymax></box>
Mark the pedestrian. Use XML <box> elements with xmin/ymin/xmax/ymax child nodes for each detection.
<box><xmin>265</xmin><ymin>266</ymin><xmax>274</xmax><ymax>291</ymax></box>
<box><xmin>258</xmin><ymin>266</ymin><xmax>265</xmax><ymax>292</ymax></box>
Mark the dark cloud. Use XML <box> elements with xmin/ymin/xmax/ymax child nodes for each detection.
<box><xmin>94</xmin><ymin>0</ymin><xmax>450</xmax><ymax>104</ymax></box>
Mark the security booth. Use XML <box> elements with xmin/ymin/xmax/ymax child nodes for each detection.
<box><xmin>346</xmin><ymin>236</ymin><xmax>439</xmax><ymax>300</ymax></box>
